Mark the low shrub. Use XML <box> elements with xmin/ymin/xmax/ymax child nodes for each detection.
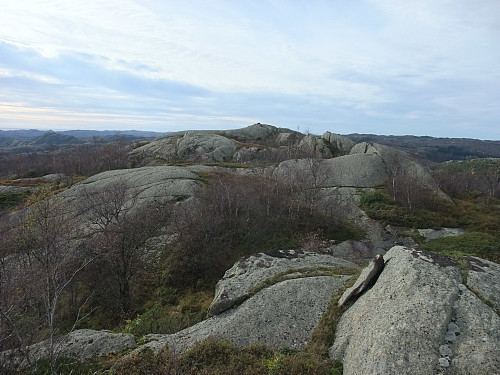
<box><xmin>423</xmin><ymin>232</ymin><xmax>500</xmax><ymax>263</ymax></box>
<box><xmin>0</xmin><ymin>191</ymin><xmax>30</xmax><ymax>211</ymax></box>
<box><xmin>112</xmin><ymin>338</ymin><xmax>342</xmax><ymax>375</ymax></box>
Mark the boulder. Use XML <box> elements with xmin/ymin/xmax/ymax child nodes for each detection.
<box><xmin>328</xmin><ymin>240</ymin><xmax>375</xmax><ymax>264</ymax></box>
<box><xmin>418</xmin><ymin>227</ymin><xmax>466</xmax><ymax>242</ymax></box>
<box><xmin>136</xmin><ymin>275</ymin><xmax>351</xmax><ymax>355</ymax></box>
<box><xmin>129</xmin><ymin>134</ymin><xmax>179</xmax><ymax>164</ymax></box>
<box><xmin>208</xmin><ymin>250</ymin><xmax>358</xmax><ymax>316</ymax></box>
<box><xmin>274</xmin><ymin>154</ymin><xmax>388</xmax><ymax>188</ymax></box>
<box><xmin>350</xmin><ymin>142</ymin><xmax>441</xmax><ymax>193</ymax></box>
<box><xmin>59</xmin><ymin>165</ymin><xmax>214</xmax><ymax>209</ymax></box>
<box><xmin>224</xmin><ymin>123</ymin><xmax>281</xmax><ymax>142</ymax></box>
<box><xmin>337</xmin><ymin>254</ymin><xmax>384</xmax><ymax>307</ymax></box>
<box><xmin>177</xmin><ymin>132</ymin><xmax>236</xmax><ymax>162</ymax></box>
<box><xmin>0</xmin><ymin>185</ymin><xmax>33</xmax><ymax>194</ymax></box>
<box><xmin>275</xmin><ymin>132</ymin><xmax>299</xmax><ymax>145</ymax></box>
<box><xmin>322</xmin><ymin>132</ymin><xmax>355</xmax><ymax>155</ymax></box>
<box><xmin>329</xmin><ymin>246</ymin><xmax>500</xmax><ymax>374</ymax></box>
<box><xmin>1</xmin><ymin>329</ymin><xmax>136</xmax><ymax>368</ymax></box>
<box><xmin>297</xmin><ymin>134</ymin><xmax>333</xmax><ymax>158</ymax></box>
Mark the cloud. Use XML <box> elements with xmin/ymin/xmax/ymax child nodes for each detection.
<box><xmin>0</xmin><ymin>1</ymin><xmax>499</xmax><ymax>139</ymax></box>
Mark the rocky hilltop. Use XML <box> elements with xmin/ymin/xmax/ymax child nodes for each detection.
<box><xmin>1</xmin><ymin>123</ymin><xmax>498</xmax><ymax>374</ymax></box>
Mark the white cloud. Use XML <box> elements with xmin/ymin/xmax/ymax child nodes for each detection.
<box><xmin>0</xmin><ymin>1</ymin><xmax>499</xmax><ymax>138</ymax></box>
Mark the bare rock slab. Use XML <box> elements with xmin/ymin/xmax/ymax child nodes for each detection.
<box><xmin>208</xmin><ymin>250</ymin><xmax>357</xmax><ymax>316</ymax></box>
<box><xmin>140</xmin><ymin>275</ymin><xmax>351</xmax><ymax>355</ymax></box>
<box><xmin>330</xmin><ymin>246</ymin><xmax>462</xmax><ymax>375</ymax></box>
<box><xmin>467</xmin><ymin>256</ymin><xmax>500</xmax><ymax>311</ymax></box>
<box><xmin>418</xmin><ymin>227</ymin><xmax>466</xmax><ymax>242</ymax></box>
<box><xmin>1</xmin><ymin>329</ymin><xmax>136</xmax><ymax>367</ymax></box>
<box><xmin>445</xmin><ymin>288</ymin><xmax>500</xmax><ymax>374</ymax></box>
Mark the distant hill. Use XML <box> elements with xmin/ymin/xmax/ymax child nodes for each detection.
<box><xmin>60</xmin><ymin>129</ymin><xmax>163</xmax><ymax>138</ymax></box>
<box><xmin>27</xmin><ymin>131</ymin><xmax>85</xmax><ymax>146</ymax></box>
<box><xmin>0</xmin><ymin>129</ymin><xmax>163</xmax><ymax>155</ymax></box>
<box><xmin>0</xmin><ymin>129</ymin><xmax>163</xmax><ymax>139</ymax></box>
<box><xmin>344</xmin><ymin>134</ymin><xmax>500</xmax><ymax>163</ymax></box>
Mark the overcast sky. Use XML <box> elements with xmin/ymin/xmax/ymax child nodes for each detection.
<box><xmin>1</xmin><ymin>1</ymin><xmax>499</xmax><ymax>139</ymax></box>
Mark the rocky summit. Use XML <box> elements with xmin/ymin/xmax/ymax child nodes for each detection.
<box><xmin>1</xmin><ymin>123</ymin><xmax>498</xmax><ymax>374</ymax></box>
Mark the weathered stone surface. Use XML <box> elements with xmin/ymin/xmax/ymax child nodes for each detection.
<box><xmin>328</xmin><ymin>240</ymin><xmax>375</xmax><ymax>264</ymax></box>
<box><xmin>129</xmin><ymin>134</ymin><xmax>179</xmax><ymax>163</ymax></box>
<box><xmin>322</xmin><ymin>132</ymin><xmax>355</xmax><ymax>155</ymax></box>
<box><xmin>350</xmin><ymin>142</ymin><xmax>442</xmax><ymax>193</ymax></box>
<box><xmin>224</xmin><ymin>123</ymin><xmax>281</xmax><ymax>142</ymax></box>
<box><xmin>60</xmin><ymin>165</ymin><xmax>213</xmax><ymax>207</ymax></box>
<box><xmin>177</xmin><ymin>132</ymin><xmax>236</xmax><ymax>162</ymax></box>
<box><xmin>1</xmin><ymin>329</ymin><xmax>136</xmax><ymax>367</ymax></box>
<box><xmin>467</xmin><ymin>256</ymin><xmax>500</xmax><ymax>310</ymax></box>
<box><xmin>232</xmin><ymin>146</ymin><xmax>271</xmax><ymax>163</ymax></box>
<box><xmin>275</xmin><ymin>132</ymin><xmax>299</xmax><ymax>145</ymax></box>
<box><xmin>137</xmin><ymin>275</ymin><xmax>351</xmax><ymax>355</ymax></box>
<box><xmin>297</xmin><ymin>134</ymin><xmax>333</xmax><ymax>158</ymax></box>
<box><xmin>418</xmin><ymin>227</ymin><xmax>466</xmax><ymax>242</ymax></box>
<box><xmin>274</xmin><ymin>154</ymin><xmax>388</xmax><ymax>188</ymax></box>
<box><xmin>208</xmin><ymin>250</ymin><xmax>357</xmax><ymax>316</ymax></box>
<box><xmin>337</xmin><ymin>254</ymin><xmax>384</xmax><ymax>307</ymax></box>
<box><xmin>445</xmin><ymin>288</ymin><xmax>500</xmax><ymax>374</ymax></box>
<box><xmin>0</xmin><ymin>185</ymin><xmax>33</xmax><ymax>193</ymax></box>
<box><xmin>330</xmin><ymin>246</ymin><xmax>462</xmax><ymax>375</ymax></box>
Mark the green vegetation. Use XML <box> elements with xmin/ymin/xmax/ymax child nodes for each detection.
<box><xmin>250</xmin><ymin>266</ymin><xmax>357</xmax><ymax>298</ymax></box>
<box><xmin>112</xmin><ymin>338</ymin><xmax>339</xmax><ymax>375</ymax></box>
<box><xmin>0</xmin><ymin>190</ymin><xmax>30</xmax><ymax>211</ymax></box>
<box><xmin>359</xmin><ymin>190</ymin><xmax>458</xmax><ymax>228</ymax></box>
<box><xmin>123</xmin><ymin>289</ymin><xmax>213</xmax><ymax>336</ymax></box>
<box><xmin>422</xmin><ymin>232</ymin><xmax>500</xmax><ymax>263</ymax></box>
<box><xmin>25</xmin><ymin>357</ymin><xmax>107</xmax><ymax>375</ymax></box>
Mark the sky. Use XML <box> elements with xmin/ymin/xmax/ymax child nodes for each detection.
<box><xmin>0</xmin><ymin>1</ymin><xmax>499</xmax><ymax>140</ymax></box>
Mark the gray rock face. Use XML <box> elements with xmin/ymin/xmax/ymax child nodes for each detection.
<box><xmin>60</xmin><ymin>165</ymin><xmax>213</xmax><ymax>209</ymax></box>
<box><xmin>297</xmin><ymin>134</ymin><xmax>333</xmax><ymax>158</ymax></box>
<box><xmin>208</xmin><ymin>250</ymin><xmax>358</xmax><ymax>316</ymax></box>
<box><xmin>275</xmin><ymin>132</ymin><xmax>299</xmax><ymax>145</ymax></box>
<box><xmin>444</xmin><ymin>288</ymin><xmax>500</xmax><ymax>374</ymax></box>
<box><xmin>350</xmin><ymin>142</ymin><xmax>441</xmax><ymax>193</ymax></box>
<box><xmin>138</xmin><ymin>275</ymin><xmax>350</xmax><ymax>355</ymax></box>
<box><xmin>224</xmin><ymin>123</ymin><xmax>280</xmax><ymax>142</ymax></box>
<box><xmin>330</xmin><ymin>246</ymin><xmax>462</xmax><ymax>375</ymax></box>
<box><xmin>322</xmin><ymin>132</ymin><xmax>355</xmax><ymax>155</ymax></box>
<box><xmin>177</xmin><ymin>132</ymin><xmax>236</xmax><ymax>162</ymax></box>
<box><xmin>330</xmin><ymin>246</ymin><xmax>500</xmax><ymax>374</ymax></box>
<box><xmin>129</xmin><ymin>134</ymin><xmax>179</xmax><ymax>164</ymax></box>
<box><xmin>274</xmin><ymin>154</ymin><xmax>388</xmax><ymax>188</ymax></box>
<box><xmin>467</xmin><ymin>257</ymin><xmax>500</xmax><ymax>311</ymax></box>
<box><xmin>337</xmin><ymin>254</ymin><xmax>384</xmax><ymax>307</ymax></box>
<box><xmin>0</xmin><ymin>185</ymin><xmax>33</xmax><ymax>193</ymax></box>
<box><xmin>1</xmin><ymin>329</ymin><xmax>136</xmax><ymax>367</ymax></box>
<box><xmin>53</xmin><ymin>329</ymin><xmax>136</xmax><ymax>360</ymax></box>
<box><xmin>418</xmin><ymin>227</ymin><xmax>466</xmax><ymax>242</ymax></box>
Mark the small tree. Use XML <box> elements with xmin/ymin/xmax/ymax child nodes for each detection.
<box><xmin>1</xmin><ymin>191</ymin><xmax>92</xmax><ymax>375</ymax></box>
<box><xmin>81</xmin><ymin>180</ymin><xmax>167</xmax><ymax>317</ymax></box>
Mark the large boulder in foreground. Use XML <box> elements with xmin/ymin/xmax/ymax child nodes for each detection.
<box><xmin>129</xmin><ymin>251</ymin><xmax>357</xmax><ymax>356</ymax></box>
<box><xmin>208</xmin><ymin>250</ymin><xmax>357</xmax><ymax>316</ymax></box>
<box><xmin>140</xmin><ymin>275</ymin><xmax>350</xmax><ymax>355</ymax></box>
<box><xmin>330</xmin><ymin>246</ymin><xmax>500</xmax><ymax>375</ymax></box>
